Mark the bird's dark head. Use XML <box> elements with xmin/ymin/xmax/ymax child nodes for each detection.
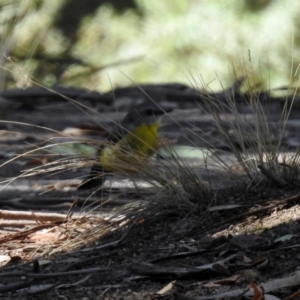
<box><xmin>122</xmin><ymin>103</ymin><xmax>172</xmax><ymax>128</ymax></box>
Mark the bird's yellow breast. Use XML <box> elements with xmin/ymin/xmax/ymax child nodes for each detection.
<box><xmin>100</xmin><ymin>121</ymin><xmax>159</xmax><ymax>173</ymax></box>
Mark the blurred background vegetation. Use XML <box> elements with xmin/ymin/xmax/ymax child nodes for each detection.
<box><xmin>0</xmin><ymin>0</ymin><xmax>299</xmax><ymax>92</ymax></box>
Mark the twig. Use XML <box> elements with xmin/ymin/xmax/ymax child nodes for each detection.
<box><xmin>0</xmin><ymin>266</ymin><xmax>106</xmax><ymax>279</ymax></box>
<box><xmin>0</xmin><ymin>209</ymin><xmax>69</xmax><ymax>222</ymax></box>
<box><xmin>0</xmin><ymin>222</ymin><xmax>63</xmax><ymax>243</ymax></box>
<box><xmin>55</xmin><ymin>273</ymin><xmax>93</xmax><ymax>289</ymax></box>
<box><xmin>0</xmin><ymin>279</ymin><xmax>35</xmax><ymax>293</ymax></box>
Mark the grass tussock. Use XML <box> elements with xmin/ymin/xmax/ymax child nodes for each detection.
<box><xmin>2</xmin><ymin>68</ymin><xmax>300</xmax><ymax>254</ymax></box>
<box><xmin>189</xmin><ymin>70</ymin><xmax>300</xmax><ymax>189</ymax></box>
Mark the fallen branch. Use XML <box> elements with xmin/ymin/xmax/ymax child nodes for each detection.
<box><xmin>0</xmin><ymin>209</ymin><xmax>68</xmax><ymax>222</ymax></box>
<box><xmin>0</xmin><ymin>266</ymin><xmax>106</xmax><ymax>279</ymax></box>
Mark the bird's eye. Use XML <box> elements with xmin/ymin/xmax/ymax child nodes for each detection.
<box><xmin>144</xmin><ymin>109</ymin><xmax>154</xmax><ymax>116</ymax></box>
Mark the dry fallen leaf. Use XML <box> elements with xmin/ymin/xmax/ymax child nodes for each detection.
<box><xmin>0</xmin><ymin>255</ymin><xmax>11</xmax><ymax>267</ymax></box>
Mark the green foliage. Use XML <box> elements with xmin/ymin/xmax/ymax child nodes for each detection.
<box><xmin>1</xmin><ymin>0</ymin><xmax>300</xmax><ymax>91</ymax></box>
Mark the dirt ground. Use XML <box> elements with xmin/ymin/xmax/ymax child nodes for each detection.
<box><xmin>1</xmin><ymin>83</ymin><xmax>300</xmax><ymax>299</ymax></box>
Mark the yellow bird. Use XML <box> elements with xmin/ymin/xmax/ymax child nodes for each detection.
<box><xmin>78</xmin><ymin>103</ymin><xmax>170</xmax><ymax>191</ymax></box>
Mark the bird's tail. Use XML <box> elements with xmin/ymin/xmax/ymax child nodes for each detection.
<box><xmin>77</xmin><ymin>164</ymin><xmax>107</xmax><ymax>190</ymax></box>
